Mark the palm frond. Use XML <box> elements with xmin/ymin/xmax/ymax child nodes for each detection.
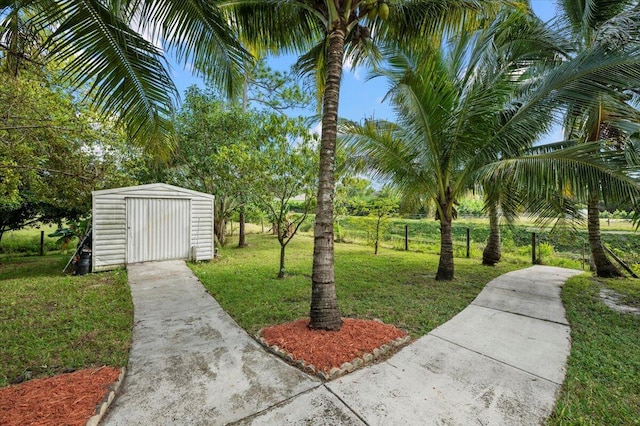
<box><xmin>560</xmin><ymin>0</ymin><xmax>635</xmax><ymax>37</ymax></box>
<box><xmin>221</xmin><ymin>0</ymin><xmax>324</xmax><ymax>56</ymax></box>
<box><xmin>135</xmin><ymin>0</ymin><xmax>251</xmax><ymax>98</ymax></box>
<box><xmin>292</xmin><ymin>37</ymin><xmax>327</xmax><ymax>110</ymax></box>
<box><xmin>375</xmin><ymin>0</ymin><xmax>503</xmax><ymax>50</ymax></box>
<box><xmin>43</xmin><ymin>0</ymin><xmax>177</xmax><ymax>143</ymax></box>
<box><xmin>478</xmin><ymin>141</ymin><xmax>640</xmax><ymax>210</ymax></box>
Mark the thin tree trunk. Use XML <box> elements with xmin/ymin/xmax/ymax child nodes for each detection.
<box><xmin>436</xmin><ymin>209</ymin><xmax>455</xmax><ymax>280</ymax></box>
<box><xmin>588</xmin><ymin>194</ymin><xmax>622</xmax><ymax>277</ymax></box>
<box><xmin>482</xmin><ymin>201</ymin><xmax>501</xmax><ymax>266</ymax></box>
<box><xmin>214</xmin><ymin>216</ymin><xmax>226</xmax><ymax>247</ymax></box>
<box><xmin>374</xmin><ymin>214</ymin><xmax>381</xmax><ymax>255</ymax></box>
<box><xmin>238</xmin><ymin>205</ymin><xmax>247</xmax><ymax>248</ymax></box>
<box><xmin>278</xmin><ymin>243</ymin><xmax>286</xmax><ymax>279</ymax></box>
<box><xmin>309</xmin><ymin>26</ymin><xmax>345</xmax><ymax>331</ymax></box>
<box><xmin>214</xmin><ymin>197</ymin><xmax>226</xmax><ymax>246</ymax></box>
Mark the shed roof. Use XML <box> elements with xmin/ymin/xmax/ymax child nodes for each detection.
<box><xmin>92</xmin><ymin>183</ymin><xmax>213</xmax><ymax>199</ymax></box>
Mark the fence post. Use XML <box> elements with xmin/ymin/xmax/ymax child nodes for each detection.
<box><xmin>40</xmin><ymin>231</ymin><xmax>45</xmax><ymax>256</ymax></box>
<box><xmin>466</xmin><ymin>228</ymin><xmax>470</xmax><ymax>258</ymax></box>
<box><xmin>531</xmin><ymin>232</ymin><xmax>536</xmax><ymax>264</ymax></box>
<box><xmin>405</xmin><ymin>225</ymin><xmax>409</xmax><ymax>251</ymax></box>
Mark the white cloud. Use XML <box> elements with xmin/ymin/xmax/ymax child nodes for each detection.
<box><xmin>130</xmin><ymin>12</ymin><xmax>164</xmax><ymax>51</ymax></box>
<box><xmin>310</xmin><ymin>121</ymin><xmax>322</xmax><ymax>138</ymax></box>
<box><xmin>342</xmin><ymin>54</ymin><xmax>362</xmax><ymax>80</ymax></box>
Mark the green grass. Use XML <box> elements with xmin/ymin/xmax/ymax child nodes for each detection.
<box><xmin>0</xmin><ymin>255</ymin><xmax>133</xmax><ymax>387</ymax></box>
<box><xmin>191</xmin><ymin>232</ymin><xmax>524</xmax><ymax>336</ymax></box>
<box><xmin>0</xmin><ymin>225</ymin><xmax>65</xmax><ymax>256</ymax></box>
<box><xmin>549</xmin><ymin>276</ymin><xmax>640</xmax><ymax>425</ymax></box>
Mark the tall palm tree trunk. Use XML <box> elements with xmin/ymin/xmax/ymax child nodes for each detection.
<box><xmin>588</xmin><ymin>194</ymin><xmax>622</xmax><ymax>277</ymax></box>
<box><xmin>483</xmin><ymin>201</ymin><xmax>501</xmax><ymax>266</ymax></box>
<box><xmin>309</xmin><ymin>26</ymin><xmax>345</xmax><ymax>330</ymax></box>
<box><xmin>436</xmin><ymin>209</ymin><xmax>455</xmax><ymax>280</ymax></box>
<box><xmin>436</xmin><ymin>193</ymin><xmax>455</xmax><ymax>280</ymax></box>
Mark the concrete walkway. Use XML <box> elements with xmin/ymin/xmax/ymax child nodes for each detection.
<box><xmin>103</xmin><ymin>262</ymin><xmax>581</xmax><ymax>425</ymax></box>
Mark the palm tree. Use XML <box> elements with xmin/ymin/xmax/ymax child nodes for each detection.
<box><xmin>485</xmin><ymin>1</ymin><xmax>640</xmax><ymax>277</ymax></box>
<box><xmin>342</xmin><ymin>12</ymin><xmax>550</xmax><ymax>280</ymax></box>
<box><xmin>344</xmin><ymin>8</ymin><xmax>640</xmax><ymax>280</ymax></box>
<box><xmin>0</xmin><ymin>0</ymin><xmax>250</xmax><ymax>142</ymax></box>
<box><xmin>226</xmin><ymin>0</ymin><xmax>505</xmax><ymax>328</ymax></box>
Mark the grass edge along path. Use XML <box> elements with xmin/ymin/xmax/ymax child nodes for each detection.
<box><xmin>549</xmin><ymin>275</ymin><xmax>640</xmax><ymax>425</ymax></box>
<box><xmin>0</xmin><ymin>255</ymin><xmax>133</xmax><ymax>388</ymax></box>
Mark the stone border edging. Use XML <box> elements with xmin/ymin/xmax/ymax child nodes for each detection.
<box><xmin>86</xmin><ymin>367</ymin><xmax>126</xmax><ymax>426</ymax></box>
<box><xmin>255</xmin><ymin>333</ymin><xmax>411</xmax><ymax>381</ymax></box>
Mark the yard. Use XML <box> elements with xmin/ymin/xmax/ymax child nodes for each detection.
<box><xmin>0</xmin><ymin>229</ymin><xmax>638</xmax><ymax>424</ymax></box>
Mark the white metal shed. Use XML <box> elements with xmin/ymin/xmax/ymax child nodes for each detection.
<box><xmin>91</xmin><ymin>183</ymin><xmax>214</xmax><ymax>272</ymax></box>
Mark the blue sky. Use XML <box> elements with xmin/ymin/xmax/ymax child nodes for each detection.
<box><xmin>170</xmin><ymin>1</ymin><xmax>559</xmax><ymax>137</ymax></box>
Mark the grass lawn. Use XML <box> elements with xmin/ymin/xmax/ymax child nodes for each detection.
<box><xmin>191</xmin><ymin>232</ymin><xmax>525</xmax><ymax>336</ymax></box>
<box><xmin>0</xmin><ymin>255</ymin><xmax>133</xmax><ymax>387</ymax></box>
<box><xmin>550</xmin><ymin>275</ymin><xmax>640</xmax><ymax>425</ymax></box>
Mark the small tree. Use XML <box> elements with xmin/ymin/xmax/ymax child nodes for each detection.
<box><xmin>334</xmin><ymin>176</ymin><xmax>374</xmax><ymax>242</ymax></box>
<box><xmin>254</xmin><ymin>128</ymin><xmax>318</xmax><ymax>278</ymax></box>
<box><xmin>359</xmin><ymin>187</ymin><xmax>399</xmax><ymax>255</ymax></box>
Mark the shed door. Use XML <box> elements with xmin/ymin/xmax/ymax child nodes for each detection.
<box><xmin>126</xmin><ymin>198</ymin><xmax>191</xmax><ymax>263</ymax></box>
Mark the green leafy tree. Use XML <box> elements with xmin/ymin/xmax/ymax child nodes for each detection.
<box><xmin>0</xmin><ymin>64</ymin><xmax>136</xmax><ymax>241</ymax></box>
<box><xmin>167</xmin><ymin>86</ymin><xmax>259</xmax><ymax>246</ymax></box>
<box><xmin>0</xmin><ymin>0</ymin><xmax>250</xmax><ymax>142</ymax></box>
<box><xmin>359</xmin><ymin>186</ymin><xmax>399</xmax><ymax>255</ymax></box>
<box><xmin>235</xmin><ymin>60</ymin><xmax>313</xmax><ymax>247</ymax></box>
<box><xmin>254</xmin><ymin>134</ymin><xmax>318</xmax><ymax>278</ymax></box>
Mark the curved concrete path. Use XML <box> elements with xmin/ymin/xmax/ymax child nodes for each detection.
<box><xmin>103</xmin><ymin>262</ymin><xmax>581</xmax><ymax>425</ymax></box>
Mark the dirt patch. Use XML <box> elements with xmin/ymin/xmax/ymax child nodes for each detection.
<box><xmin>0</xmin><ymin>367</ymin><xmax>120</xmax><ymax>426</ymax></box>
<box><xmin>261</xmin><ymin>318</ymin><xmax>407</xmax><ymax>375</ymax></box>
<box><xmin>600</xmin><ymin>289</ymin><xmax>640</xmax><ymax>315</ymax></box>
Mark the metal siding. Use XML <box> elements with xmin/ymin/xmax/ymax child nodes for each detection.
<box><xmin>191</xmin><ymin>197</ymin><xmax>214</xmax><ymax>260</ymax></box>
<box><xmin>126</xmin><ymin>198</ymin><xmax>191</xmax><ymax>263</ymax></box>
<box><xmin>92</xmin><ymin>196</ymin><xmax>127</xmax><ymax>271</ymax></box>
<box><xmin>93</xmin><ymin>184</ymin><xmax>214</xmax><ymax>270</ymax></box>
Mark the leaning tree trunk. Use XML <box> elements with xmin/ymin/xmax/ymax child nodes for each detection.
<box><xmin>436</xmin><ymin>202</ymin><xmax>455</xmax><ymax>281</ymax></box>
<box><xmin>482</xmin><ymin>201</ymin><xmax>501</xmax><ymax>266</ymax></box>
<box><xmin>588</xmin><ymin>194</ymin><xmax>622</xmax><ymax>277</ymax></box>
<box><xmin>309</xmin><ymin>26</ymin><xmax>345</xmax><ymax>331</ymax></box>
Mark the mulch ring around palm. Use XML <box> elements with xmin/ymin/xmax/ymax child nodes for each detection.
<box><xmin>0</xmin><ymin>366</ymin><xmax>120</xmax><ymax>426</ymax></box>
<box><xmin>258</xmin><ymin>318</ymin><xmax>410</xmax><ymax>380</ymax></box>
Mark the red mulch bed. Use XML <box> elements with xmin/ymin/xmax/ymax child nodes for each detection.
<box><xmin>261</xmin><ymin>318</ymin><xmax>407</xmax><ymax>373</ymax></box>
<box><xmin>0</xmin><ymin>367</ymin><xmax>120</xmax><ymax>426</ymax></box>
